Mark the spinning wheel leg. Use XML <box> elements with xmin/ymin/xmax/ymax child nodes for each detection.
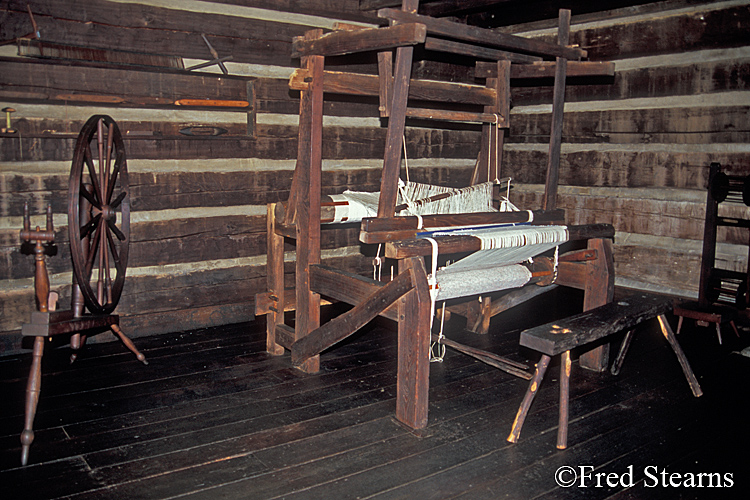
<box><xmin>111</xmin><ymin>324</ymin><xmax>148</xmax><ymax>365</ymax></box>
<box><xmin>20</xmin><ymin>336</ymin><xmax>45</xmax><ymax>466</ymax></box>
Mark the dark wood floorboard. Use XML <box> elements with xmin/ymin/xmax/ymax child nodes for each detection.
<box><xmin>1</xmin><ymin>292</ymin><xmax>748</xmax><ymax>499</ymax></box>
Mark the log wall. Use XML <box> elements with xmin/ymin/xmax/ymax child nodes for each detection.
<box><xmin>1</xmin><ymin>0</ymin><xmax>748</xmax><ymax>353</ymax></box>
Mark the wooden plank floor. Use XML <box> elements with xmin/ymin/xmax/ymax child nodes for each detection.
<box><xmin>1</xmin><ymin>289</ymin><xmax>748</xmax><ymax>499</ymax></box>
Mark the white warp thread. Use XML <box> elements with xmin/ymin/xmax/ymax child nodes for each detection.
<box><xmin>325</xmin><ymin>181</ymin><xmax>496</xmax><ymax>223</ymax></box>
<box><xmin>398</xmin><ymin>181</ymin><xmax>496</xmax><ymax>216</ymax></box>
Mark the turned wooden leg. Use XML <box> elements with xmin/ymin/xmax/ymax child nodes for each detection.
<box><xmin>557</xmin><ymin>351</ymin><xmax>571</xmax><ymax>450</ymax></box>
<box><xmin>508</xmin><ymin>354</ymin><xmax>551</xmax><ymax>443</ymax></box>
<box><xmin>69</xmin><ymin>333</ymin><xmax>87</xmax><ymax>364</ymax></box>
<box><xmin>21</xmin><ymin>336</ymin><xmax>45</xmax><ymax>466</ymax></box>
<box><xmin>111</xmin><ymin>324</ymin><xmax>148</xmax><ymax>365</ymax></box>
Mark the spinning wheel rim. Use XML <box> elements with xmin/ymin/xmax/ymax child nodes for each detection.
<box><xmin>68</xmin><ymin>115</ymin><xmax>130</xmax><ymax>315</ymax></box>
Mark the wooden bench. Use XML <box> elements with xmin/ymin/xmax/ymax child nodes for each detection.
<box><xmin>507</xmin><ymin>292</ymin><xmax>703</xmax><ymax>450</ymax></box>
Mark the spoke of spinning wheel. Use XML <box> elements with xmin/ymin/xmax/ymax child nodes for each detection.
<box><xmin>84</xmin><ymin>221</ymin><xmax>102</xmax><ymax>280</ymax></box>
<box><xmin>79</xmin><ymin>183</ymin><xmax>98</xmax><ymax>208</ymax></box>
<box><xmin>107</xmin><ymin>218</ymin><xmax>126</xmax><ymax>241</ymax></box>
<box><xmin>79</xmin><ymin>213</ymin><xmax>101</xmax><ymax>240</ymax></box>
<box><xmin>101</xmin><ymin>222</ymin><xmax>112</xmax><ymax>304</ymax></box>
<box><xmin>83</xmin><ymin>145</ymin><xmax>104</xmax><ymax>208</ymax></box>
<box><xmin>97</xmin><ymin>216</ymin><xmax>109</xmax><ymax>305</ymax></box>
<box><xmin>109</xmin><ymin>191</ymin><xmax>127</xmax><ymax>211</ymax></box>
<box><xmin>97</xmin><ymin>119</ymin><xmax>106</xmax><ymax>207</ymax></box>
<box><xmin>104</xmin><ymin>122</ymin><xmax>114</xmax><ymax>203</ymax></box>
<box><xmin>105</xmin><ymin>226</ymin><xmax>124</xmax><ymax>273</ymax></box>
<box><xmin>107</xmin><ymin>150</ymin><xmax>125</xmax><ymax>202</ymax></box>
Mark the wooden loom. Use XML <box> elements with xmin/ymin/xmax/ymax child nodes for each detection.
<box><xmin>256</xmin><ymin>1</ymin><xmax>617</xmax><ymax>431</ymax></box>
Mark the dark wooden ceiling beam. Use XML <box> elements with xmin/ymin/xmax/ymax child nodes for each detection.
<box><xmin>421</xmin><ymin>0</ymin><xmax>517</xmax><ymax>18</ymax></box>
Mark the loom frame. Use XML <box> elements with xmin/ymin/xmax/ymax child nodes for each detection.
<box><xmin>256</xmin><ymin>0</ymin><xmax>616</xmax><ymax>430</ymax></box>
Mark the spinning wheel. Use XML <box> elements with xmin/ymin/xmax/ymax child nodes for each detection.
<box><xmin>68</xmin><ymin>115</ymin><xmax>130</xmax><ymax>315</ymax></box>
<box><xmin>19</xmin><ymin>115</ymin><xmax>144</xmax><ymax>466</ymax></box>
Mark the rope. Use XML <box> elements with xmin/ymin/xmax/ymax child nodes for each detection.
<box><xmin>373</xmin><ymin>244</ymin><xmax>383</xmax><ymax>281</ymax></box>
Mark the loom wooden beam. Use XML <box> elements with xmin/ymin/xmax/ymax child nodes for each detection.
<box><xmin>396</xmin><ymin>257</ymin><xmax>431</xmax><ymax>430</ymax></box>
<box><xmin>378</xmin><ymin>43</ymin><xmax>414</xmax><ymax>218</ymax></box>
<box><xmin>475</xmin><ymin>60</ymin><xmax>616</xmax><ymax>79</ymax></box>
<box><xmin>291</xmin><ymin>23</ymin><xmax>427</xmax><ymax>58</ymax></box>
<box><xmin>293</xmin><ymin>32</ymin><xmax>325</xmax><ymax>373</ymax></box>
<box><xmin>404</xmin><ymin>107</ymin><xmax>505</xmax><ymax>124</ymax></box>
<box><xmin>255</xmin><ymin>288</ymin><xmax>333</xmax><ymax>315</ymax></box>
<box><xmin>424</xmin><ymin>37</ymin><xmax>541</xmax><ymax>64</ymax></box>
<box><xmin>383</xmin><ymin>223</ymin><xmax>613</xmax><ymax>259</ymax></box>
<box><xmin>289</xmin><ymin>68</ymin><xmax>496</xmax><ymax>106</ymax></box>
<box><xmin>265</xmin><ymin>202</ymin><xmax>286</xmax><ymax>355</ymax></box>
<box><xmin>362</xmin><ymin>209</ymin><xmax>566</xmax><ymax>245</ymax></box>
<box><xmin>378</xmin><ymin>8</ymin><xmax>586</xmax><ymax>60</ymax></box>
<box><xmin>291</xmin><ymin>267</ymin><xmax>415</xmax><ymax>366</ymax></box>
<box><xmin>542</xmin><ymin>9</ymin><xmax>571</xmax><ymax>212</ymax></box>
<box><xmin>310</xmin><ymin>265</ymin><xmax>399</xmax><ymax>321</ymax></box>
<box><xmin>363</xmin><ymin>209</ymin><xmax>567</xmax><ymax>232</ymax></box>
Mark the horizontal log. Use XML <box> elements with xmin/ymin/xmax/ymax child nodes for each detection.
<box><xmin>378</xmin><ymin>8</ymin><xmax>586</xmax><ymax>60</ymax></box>
<box><xmin>475</xmin><ymin>61</ymin><xmax>615</xmax><ymax>79</ymax></box>
<box><xmin>17</xmin><ymin>38</ymin><xmax>185</xmax><ymax>69</ymax></box>
<box><xmin>383</xmin><ymin>223</ymin><xmax>614</xmax><ymax>259</ymax></box>
<box><xmin>289</xmin><ymin>68</ymin><xmax>496</xmax><ymax>105</ymax></box>
<box><xmin>0</xmin><ymin>58</ymin><xmax>252</xmax><ymax>107</ymax></box>
<box><xmin>292</xmin><ymin>23</ymin><xmax>426</xmax><ymax>57</ymax></box>
<box><xmin>0</xmin><ymin>4</ymin><xmax>304</xmax><ymax>67</ymax></box>
<box><xmin>0</xmin><ymin>122</ymin><xmax>484</xmax><ymax>163</ymax></box>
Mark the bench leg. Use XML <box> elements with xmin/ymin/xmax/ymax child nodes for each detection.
<box><xmin>557</xmin><ymin>351</ymin><xmax>571</xmax><ymax>449</ymax></box>
<box><xmin>508</xmin><ymin>355</ymin><xmax>550</xmax><ymax>443</ymax></box>
<box><xmin>611</xmin><ymin>329</ymin><xmax>635</xmax><ymax>376</ymax></box>
<box><xmin>657</xmin><ymin>314</ymin><xmax>703</xmax><ymax>397</ymax></box>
